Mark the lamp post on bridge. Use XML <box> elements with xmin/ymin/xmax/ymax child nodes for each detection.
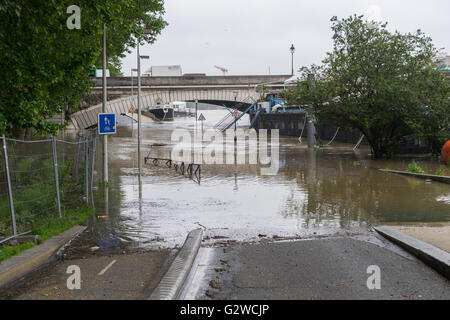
<box><xmin>290</xmin><ymin>44</ymin><xmax>295</xmax><ymax>76</ymax></box>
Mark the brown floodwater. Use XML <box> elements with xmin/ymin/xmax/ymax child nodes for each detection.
<box><xmin>82</xmin><ymin>110</ymin><xmax>449</xmax><ymax>250</ymax></box>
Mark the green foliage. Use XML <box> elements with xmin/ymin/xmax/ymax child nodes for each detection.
<box><xmin>0</xmin><ymin>242</ymin><xmax>35</xmax><ymax>262</ymax></box>
<box><xmin>407</xmin><ymin>160</ymin><xmax>425</xmax><ymax>174</ymax></box>
<box><xmin>0</xmin><ymin>205</ymin><xmax>92</xmax><ymax>262</ymax></box>
<box><xmin>98</xmin><ymin>180</ymin><xmax>109</xmax><ymax>188</ymax></box>
<box><xmin>435</xmin><ymin>165</ymin><xmax>449</xmax><ymax>176</ymax></box>
<box><xmin>0</xmin><ymin>0</ymin><xmax>167</xmax><ymax>136</ymax></box>
<box><xmin>32</xmin><ymin>205</ymin><xmax>93</xmax><ymax>242</ymax></box>
<box><xmin>286</xmin><ymin>15</ymin><xmax>450</xmax><ymax>158</ymax></box>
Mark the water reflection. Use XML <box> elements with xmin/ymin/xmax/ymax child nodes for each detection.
<box><xmin>84</xmin><ymin>110</ymin><xmax>450</xmax><ymax>249</ymax></box>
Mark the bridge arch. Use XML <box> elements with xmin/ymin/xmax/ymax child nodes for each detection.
<box><xmin>71</xmin><ymin>88</ymin><xmax>260</xmax><ymax>129</ymax></box>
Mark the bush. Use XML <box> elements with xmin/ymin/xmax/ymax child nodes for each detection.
<box><xmin>407</xmin><ymin>161</ymin><xmax>425</xmax><ymax>174</ymax></box>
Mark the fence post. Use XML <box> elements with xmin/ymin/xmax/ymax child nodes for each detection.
<box><xmin>73</xmin><ymin>134</ymin><xmax>81</xmax><ymax>182</ymax></box>
<box><xmin>52</xmin><ymin>137</ymin><xmax>62</xmax><ymax>218</ymax></box>
<box><xmin>2</xmin><ymin>135</ymin><xmax>17</xmax><ymax>236</ymax></box>
<box><xmin>90</xmin><ymin>135</ymin><xmax>97</xmax><ymax>193</ymax></box>
<box><xmin>85</xmin><ymin>138</ymin><xmax>89</xmax><ymax>205</ymax></box>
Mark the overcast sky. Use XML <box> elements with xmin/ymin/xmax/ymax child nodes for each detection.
<box><xmin>120</xmin><ymin>0</ymin><xmax>450</xmax><ymax>76</ymax></box>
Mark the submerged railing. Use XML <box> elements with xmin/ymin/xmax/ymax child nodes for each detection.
<box><xmin>144</xmin><ymin>156</ymin><xmax>201</xmax><ymax>184</ymax></box>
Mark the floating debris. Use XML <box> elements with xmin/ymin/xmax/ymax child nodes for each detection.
<box><xmin>209</xmin><ymin>280</ymin><xmax>222</xmax><ymax>289</ymax></box>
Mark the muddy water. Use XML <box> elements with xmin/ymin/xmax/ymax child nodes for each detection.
<box><xmin>84</xmin><ymin>110</ymin><xmax>450</xmax><ymax>250</ymax></box>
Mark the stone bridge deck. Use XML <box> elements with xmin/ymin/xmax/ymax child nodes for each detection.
<box><xmin>72</xmin><ymin>75</ymin><xmax>291</xmax><ymax>129</ymax></box>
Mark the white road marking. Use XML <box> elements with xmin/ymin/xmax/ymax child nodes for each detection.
<box><xmin>98</xmin><ymin>260</ymin><xmax>117</xmax><ymax>276</ymax></box>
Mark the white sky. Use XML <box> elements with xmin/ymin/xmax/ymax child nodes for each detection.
<box><xmin>120</xmin><ymin>0</ymin><xmax>450</xmax><ymax>76</ymax></box>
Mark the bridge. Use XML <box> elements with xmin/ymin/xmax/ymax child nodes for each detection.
<box><xmin>71</xmin><ymin>75</ymin><xmax>291</xmax><ymax>129</ymax></box>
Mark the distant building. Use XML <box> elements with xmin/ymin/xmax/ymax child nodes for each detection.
<box><xmin>143</xmin><ymin>65</ymin><xmax>182</xmax><ymax>77</ymax></box>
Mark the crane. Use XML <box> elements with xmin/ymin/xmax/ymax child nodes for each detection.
<box><xmin>214</xmin><ymin>65</ymin><xmax>228</xmax><ymax>76</ymax></box>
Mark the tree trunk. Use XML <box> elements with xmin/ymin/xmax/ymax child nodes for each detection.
<box><xmin>366</xmin><ymin>133</ymin><xmax>384</xmax><ymax>158</ymax></box>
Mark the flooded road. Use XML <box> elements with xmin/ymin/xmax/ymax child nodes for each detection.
<box><xmin>82</xmin><ymin>110</ymin><xmax>450</xmax><ymax>251</ymax></box>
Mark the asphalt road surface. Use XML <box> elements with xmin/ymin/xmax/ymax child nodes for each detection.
<box><xmin>3</xmin><ymin>250</ymin><xmax>172</xmax><ymax>300</ymax></box>
<box><xmin>182</xmin><ymin>235</ymin><xmax>450</xmax><ymax>300</ymax></box>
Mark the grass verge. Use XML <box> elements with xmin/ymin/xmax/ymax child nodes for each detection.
<box><xmin>0</xmin><ymin>206</ymin><xmax>93</xmax><ymax>263</ymax></box>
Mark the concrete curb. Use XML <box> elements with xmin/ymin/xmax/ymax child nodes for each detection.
<box><xmin>148</xmin><ymin>229</ymin><xmax>203</xmax><ymax>300</ymax></box>
<box><xmin>378</xmin><ymin>169</ymin><xmax>450</xmax><ymax>184</ymax></box>
<box><xmin>375</xmin><ymin>226</ymin><xmax>450</xmax><ymax>280</ymax></box>
<box><xmin>0</xmin><ymin>225</ymin><xmax>87</xmax><ymax>293</ymax></box>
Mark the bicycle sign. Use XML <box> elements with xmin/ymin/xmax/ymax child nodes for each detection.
<box><xmin>98</xmin><ymin>113</ymin><xmax>116</xmax><ymax>135</ymax></box>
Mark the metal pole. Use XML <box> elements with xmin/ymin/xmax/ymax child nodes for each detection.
<box><xmin>102</xmin><ymin>23</ymin><xmax>108</xmax><ymax>184</ymax></box>
<box><xmin>131</xmin><ymin>69</ymin><xmax>134</xmax><ymax>135</ymax></box>
<box><xmin>131</xmin><ymin>69</ymin><xmax>134</xmax><ymax>101</ymax></box>
<box><xmin>195</xmin><ymin>99</ymin><xmax>198</xmax><ymax>130</ymax></box>
<box><xmin>61</xmin><ymin>111</ymin><xmax>64</xmax><ymax>139</ymax></box>
<box><xmin>137</xmin><ymin>40</ymin><xmax>142</xmax><ymax>180</ymax></box>
<box><xmin>291</xmin><ymin>52</ymin><xmax>294</xmax><ymax>76</ymax></box>
<box><xmin>234</xmin><ymin>95</ymin><xmax>237</xmax><ymax>135</ymax></box>
<box><xmin>307</xmin><ymin>118</ymin><xmax>316</xmax><ymax>149</ymax></box>
<box><xmin>90</xmin><ymin>135</ymin><xmax>97</xmax><ymax>193</ymax></box>
<box><xmin>85</xmin><ymin>138</ymin><xmax>89</xmax><ymax>205</ymax></box>
<box><xmin>73</xmin><ymin>134</ymin><xmax>80</xmax><ymax>182</ymax></box>
<box><xmin>52</xmin><ymin>137</ymin><xmax>62</xmax><ymax>218</ymax></box>
<box><xmin>2</xmin><ymin>135</ymin><xmax>17</xmax><ymax>236</ymax></box>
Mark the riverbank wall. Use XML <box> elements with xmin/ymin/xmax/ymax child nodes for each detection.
<box><xmin>250</xmin><ymin>112</ymin><xmax>432</xmax><ymax>153</ymax></box>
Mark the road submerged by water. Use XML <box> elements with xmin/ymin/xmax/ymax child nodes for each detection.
<box><xmin>4</xmin><ymin>110</ymin><xmax>450</xmax><ymax>300</ymax></box>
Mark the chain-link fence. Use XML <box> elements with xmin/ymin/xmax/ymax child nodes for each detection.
<box><xmin>0</xmin><ymin>132</ymin><xmax>98</xmax><ymax>244</ymax></box>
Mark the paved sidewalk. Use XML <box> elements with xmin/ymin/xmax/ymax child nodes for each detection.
<box><xmin>388</xmin><ymin>225</ymin><xmax>450</xmax><ymax>253</ymax></box>
<box><xmin>3</xmin><ymin>250</ymin><xmax>172</xmax><ymax>300</ymax></box>
<box><xmin>184</xmin><ymin>236</ymin><xmax>450</xmax><ymax>300</ymax></box>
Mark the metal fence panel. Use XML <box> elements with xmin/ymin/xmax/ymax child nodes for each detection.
<box><xmin>0</xmin><ymin>132</ymin><xmax>98</xmax><ymax>244</ymax></box>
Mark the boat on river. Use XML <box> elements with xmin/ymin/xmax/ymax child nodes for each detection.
<box><xmin>143</xmin><ymin>105</ymin><xmax>174</xmax><ymax>121</ymax></box>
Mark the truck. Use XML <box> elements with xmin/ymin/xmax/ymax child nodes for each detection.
<box><xmin>143</xmin><ymin>65</ymin><xmax>182</xmax><ymax>77</ymax></box>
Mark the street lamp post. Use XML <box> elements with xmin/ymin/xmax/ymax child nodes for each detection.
<box><xmin>130</xmin><ymin>68</ymin><xmax>138</xmax><ymax>135</ymax></box>
<box><xmin>195</xmin><ymin>99</ymin><xmax>198</xmax><ymax>128</ymax></box>
<box><xmin>137</xmin><ymin>37</ymin><xmax>150</xmax><ymax>186</ymax></box>
<box><xmin>102</xmin><ymin>23</ymin><xmax>108</xmax><ymax>184</ymax></box>
<box><xmin>233</xmin><ymin>91</ymin><xmax>238</xmax><ymax>135</ymax></box>
<box><xmin>290</xmin><ymin>44</ymin><xmax>295</xmax><ymax>76</ymax></box>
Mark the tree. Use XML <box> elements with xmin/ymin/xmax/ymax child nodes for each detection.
<box><xmin>0</xmin><ymin>0</ymin><xmax>167</xmax><ymax>136</ymax></box>
<box><xmin>286</xmin><ymin>15</ymin><xmax>449</xmax><ymax>158</ymax></box>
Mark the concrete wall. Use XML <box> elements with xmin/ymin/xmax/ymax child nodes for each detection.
<box><xmin>252</xmin><ymin>113</ymin><xmax>307</xmax><ymax>137</ymax></box>
<box><xmin>251</xmin><ymin>113</ymin><xmax>432</xmax><ymax>153</ymax></box>
<box><xmin>252</xmin><ymin>113</ymin><xmax>364</xmax><ymax>143</ymax></box>
<box><xmin>91</xmin><ymin>75</ymin><xmax>291</xmax><ymax>88</ymax></box>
